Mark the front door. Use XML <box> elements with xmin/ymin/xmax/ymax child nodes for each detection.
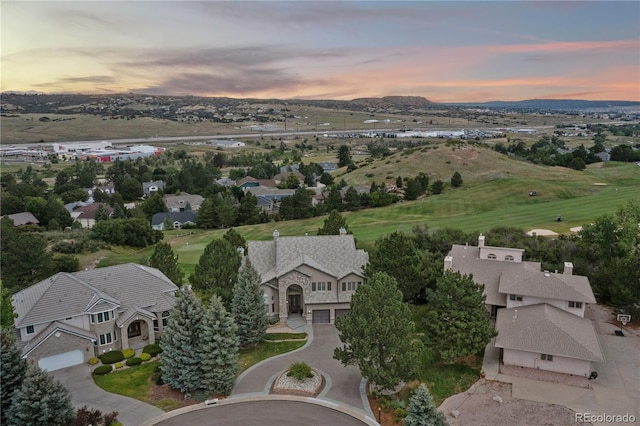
<box><xmin>289</xmin><ymin>295</ymin><xmax>301</xmax><ymax>314</ymax></box>
<box><xmin>127</xmin><ymin>321</ymin><xmax>142</xmax><ymax>338</ymax></box>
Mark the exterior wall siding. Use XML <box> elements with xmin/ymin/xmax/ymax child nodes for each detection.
<box><xmin>506</xmin><ymin>296</ymin><xmax>586</xmax><ymax>317</ymax></box>
<box><xmin>27</xmin><ymin>333</ymin><xmax>95</xmax><ymax>365</ymax></box>
<box><xmin>502</xmin><ymin>348</ymin><xmax>592</xmax><ymax>377</ymax></box>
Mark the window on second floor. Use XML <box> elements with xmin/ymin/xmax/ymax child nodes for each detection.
<box><xmin>487</xmin><ymin>253</ymin><xmax>497</xmax><ymax>259</ymax></box>
<box><xmin>162</xmin><ymin>311</ymin><xmax>170</xmax><ymax>327</ymax></box>
<box><xmin>509</xmin><ymin>294</ymin><xmax>523</xmax><ymax>302</ymax></box>
<box><xmin>568</xmin><ymin>301</ymin><xmax>583</xmax><ymax>309</ymax></box>
<box><xmin>90</xmin><ymin>310</ymin><xmax>112</xmax><ymax>324</ymax></box>
<box><xmin>26</xmin><ymin>325</ymin><xmax>35</xmax><ymax>335</ymax></box>
<box><xmin>99</xmin><ymin>332</ymin><xmax>114</xmax><ymax>345</ymax></box>
<box><xmin>540</xmin><ymin>353</ymin><xmax>553</xmax><ymax>362</ymax></box>
<box><xmin>312</xmin><ymin>282</ymin><xmax>331</xmax><ymax>291</ymax></box>
<box><xmin>341</xmin><ymin>281</ymin><xmax>360</xmax><ymax>291</ymax></box>
<box><xmin>505</xmin><ymin>255</ymin><xmax>515</xmax><ymax>261</ymax></box>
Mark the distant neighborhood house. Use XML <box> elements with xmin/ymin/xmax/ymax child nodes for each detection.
<box><xmin>6</xmin><ymin>212</ymin><xmax>40</xmax><ymax>226</ymax></box>
<box><xmin>143</xmin><ymin>180</ymin><xmax>166</xmax><ymax>196</ymax></box>
<box><xmin>163</xmin><ymin>192</ymin><xmax>203</xmax><ymax>212</ymax></box>
<box><xmin>151</xmin><ymin>211</ymin><xmax>197</xmax><ymax>231</ymax></box>
<box><xmin>207</xmin><ymin>139</ymin><xmax>245</xmax><ymax>148</ymax></box>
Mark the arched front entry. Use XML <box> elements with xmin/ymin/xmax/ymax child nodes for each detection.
<box><xmin>286</xmin><ymin>284</ymin><xmax>304</xmax><ymax>315</ymax></box>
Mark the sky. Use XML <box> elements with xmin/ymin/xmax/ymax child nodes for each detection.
<box><xmin>1</xmin><ymin>1</ymin><xmax>639</xmax><ymax>102</ymax></box>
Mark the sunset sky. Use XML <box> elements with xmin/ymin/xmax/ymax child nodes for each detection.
<box><xmin>2</xmin><ymin>1</ymin><xmax>639</xmax><ymax>102</ymax></box>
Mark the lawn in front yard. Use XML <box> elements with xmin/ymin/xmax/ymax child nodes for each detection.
<box><xmin>93</xmin><ymin>339</ymin><xmax>307</xmax><ymax>411</ymax></box>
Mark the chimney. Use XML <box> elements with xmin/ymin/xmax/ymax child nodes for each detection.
<box><xmin>273</xmin><ymin>229</ymin><xmax>279</xmax><ymax>239</ymax></box>
<box><xmin>444</xmin><ymin>255</ymin><xmax>453</xmax><ymax>271</ymax></box>
<box><xmin>563</xmin><ymin>262</ymin><xmax>573</xmax><ymax>275</ymax></box>
<box><xmin>339</xmin><ymin>227</ymin><xmax>347</xmax><ymax>235</ymax></box>
<box><xmin>478</xmin><ymin>233</ymin><xmax>485</xmax><ymax>247</ymax></box>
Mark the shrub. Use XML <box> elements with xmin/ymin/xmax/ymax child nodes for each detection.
<box><xmin>394</xmin><ymin>407</ymin><xmax>407</xmax><ymax>419</ymax></box>
<box><xmin>100</xmin><ymin>350</ymin><xmax>124</xmax><ymax>364</ymax></box>
<box><xmin>125</xmin><ymin>357</ymin><xmax>142</xmax><ymax>367</ymax></box>
<box><xmin>143</xmin><ymin>343</ymin><xmax>162</xmax><ymax>357</ymax></box>
<box><xmin>287</xmin><ymin>362</ymin><xmax>313</xmax><ymax>381</ymax></box>
<box><xmin>115</xmin><ymin>362</ymin><xmax>124</xmax><ymax>369</ymax></box>
<box><xmin>152</xmin><ymin>369</ymin><xmax>164</xmax><ymax>385</ymax></box>
<box><xmin>139</xmin><ymin>352</ymin><xmax>151</xmax><ymax>362</ymax></box>
<box><xmin>88</xmin><ymin>357</ymin><xmax>99</xmax><ymax>365</ymax></box>
<box><xmin>94</xmin><ymin>365</ymin><xmax>113</xmax><ymax>375</ymax></box>
<box><xmin>122</xmin><ymin>348</ymin><xmax>135</xmax><ymax>359</ymax></box>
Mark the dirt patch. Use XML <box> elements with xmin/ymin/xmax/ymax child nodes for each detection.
<box><xmin>149</xmin><ymin>382</ymin><xmax>199</xmax><ymax>410</ymax></box>
<box><xmin>439</xmin><ymin>380</ymin><xmax>581</xmax><ymax>426</ymax></box>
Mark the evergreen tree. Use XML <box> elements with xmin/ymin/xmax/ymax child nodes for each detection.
<box><xmin>404</xmin><ymin>178</ymin><xmax>422</xmax><ymax>200</ymax></box>
<box><xmin>450</xmin><ymin>171</ymin><xmax>463</xmax><ymax>188</ymax></box>
<box><xmin>337</xmin><ymin>145</ymin><xmax>351</xmax><ymax>167</ymax></box>
<box><xmin>1</xmin><ymin>287</ymin><xmax>17</xmax><ymax>331</ymax></box>
<box><xmin>1</xmin><ymin>332</ymin><xmax>27</xmax><ymax>425</ymax></box>
<box><xmin>189</xmin><ymin>239</ymin><xmax>241</xmax><ymax>305</ymax></box>
<box><xmin>430</xmin><ymin>180</ymin><xmax>444</xmax><ymax>195</ymax></box>
<box><xmin>140</xmin><ymin>192</ymin><xmax>168</xmax><ymax>220</ymax></box>
<box><xmin>236</xmin><ymin>192</ymin><xmax>261</xmax><ymax>225</ymax></box>
<box><xmin>160</xmin><ymin>288</ymin><xmax>205</xmax><ymax>393</ymax></box>
<box><xmin>196</xmin><ymin>197</ymin><xmax>217</xmax><ymax>228</ymax></box>
<box><xmin>199</xmin><ymin>295</ymin><xmax>239</xmax><ymax>395</ymax></box>
<box><xmin>404</xmin><ymin>384</ymin><xmax>448</xmax><ymax>426</ymax></box>
<box><xmin>325</xmin><ymin>186</ymin><xmax>344</xmax><ymax>212</ymax></box>
<box><xmin>279</xmin><ymin>187</ymin><xmax>314</xmax><ymax>220</ymax></box>
<box><xmin>231</xmin><ymin>260</ymin><xmax>268</xmax><ymax>348</ymax></box>
<box><xmin>334</xmin><ymin>272</ymin><xmax>421</xmax><ymax>391</ymax></box>
<box><xmin>317</xmin><ymin>210</ymin><xmax>350</xmax><ymax>235</ymax></box>
<box><xmin>423</xmin><ymin>271</ymin><xmax>497</xmax><ymax>363</ymax></box>
<box><xmin>149</xmin><ymin>242</ymin><xmax>184</xmax><ymax>285</ymax></box>
<box><xmin>344</xmin><ymin>186</ymin><xmax>361</xmax><ymax>211</ymax></box>
<box><xmin>223</xmin><ymin>228</ymin><xmax>247</xmax><ymax>253</ymax></box>
<box><xmin>6</xmin><ymin>364</ymin><xmax>75</xmax><ymax>426</ymax></box>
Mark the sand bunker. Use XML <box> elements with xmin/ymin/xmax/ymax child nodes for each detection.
<box><xmin>593</xmin><ymin>182</ymin><xmax>608</xmax><ymax>186</ymax></box>
<box><xmin>570</xmin><ymin>226</ymin><xmax>583</xmax><ymax>233</ymax></box>
<box><xmin>526</xmin><ymin>229</ymin><xmax>558</xmax><ymax>237</ymax></box>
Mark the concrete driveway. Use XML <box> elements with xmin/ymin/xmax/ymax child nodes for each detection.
<box><xmin>52</xmin><ymin>363</ymin><xmax>165</xmax><ymax>426</ymax></box>
<box><xmin>232</xmin><ymin>324</ymin><xmax>368</xmax><ymax>413</ymax></box>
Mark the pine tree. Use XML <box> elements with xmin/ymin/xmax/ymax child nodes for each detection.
<box><xmin>199</xmin><ymin>295</ymin><xmax>239</xmax><ymax>395</ymax></box>
<box><xmin>223</xmin><ymin>228</ymin><xmax>247</xmax><ymax>253</ymax></box>
<box><xmin>160</xmin><ymin>287</ymin><xmax>205</xmax><ymax>393</ymax></box>
<box><xmin>189</xmin><ymin>239</ymin><xmax>242</xmax><ymax>306</ymax></box>
<box><xmin>149</xmin><ymin>242</ymin><xmax>184</xmax><ymax>285</ymax></box>
<box><xmin>6</xmin><ymin>365</ymin><xmax>75</xmax><ymax>426</ymax></box>
<box><xmin>232</xmin><ymin>259</ymin><xmax>268</xmax><ymax>348</ymax></box>
<box><xmin>1</xmin><ymin>333</ymin><xmax>27</xmax><ymax>425</ymax></box>
<box><xmin>317</xmin><ymin>210</ymin><xmax>350</xmax><ymax>235</ymax></box>
<box><xmin>404</xmin><ymin>384</ymin><xmax>449</xmax><ymax>426</ymax></box>
<box><xmin>450</xmin><ymin>171</ymin><xmax>463</xmax><ymax>188</ymax></box>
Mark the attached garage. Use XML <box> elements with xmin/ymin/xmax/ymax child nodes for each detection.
<box><xmin>335</xmin><ymin>309</ymin><xmax>351</xmax><ymax>319</ymax></box>
<box><xmin>38</xmin><ymin>350</ymin><xmax>84</xmax><ymax>372</ymax></box>
<box><xmin>312</xmin><ymin>309</ymin><xmax>330</xmax><ymax>324</ymax></box>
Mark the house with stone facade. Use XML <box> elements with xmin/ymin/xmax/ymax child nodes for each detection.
<box><xmin>247</xmin><ymin>230</ymin><xmax>368</xmax><ymax>324</ymax></box>
<box><xmin>445</xmin><ymin>234</ymin><xmax>604</xmax><ymax>378</ymax></box>
<box><xmin>12</xmin><ymin>264</ymin><xmax>178</xmax><ymax>372</ymax></box>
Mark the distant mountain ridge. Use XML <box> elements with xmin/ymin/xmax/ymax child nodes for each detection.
<box><xmin>447</xmin><ymin>99</ymin><xmax>640</xmax><ymax>111</ymax></box>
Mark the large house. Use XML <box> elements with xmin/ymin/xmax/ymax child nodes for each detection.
<box><xmin>445</xmin><ymin>234</ymin><xmax>604</xmax><ymax>378</ymax></box>
<box><xmin>163</xmin><ymin>192</ymin><xmax>203</xmax><ymax>212</ymax></box>
<box><xmin>12</xmin><ymin>264</ymin><xmax>178</xmax><ymax>371</ymax></box>
<box><xmin>247</xmin><ymin>230</ymin><xmax>369</xmax><ymax>324</ymax></box>
<box><xmin>151</xmin><ymin>211</ymin><xmax>197</xmax><ymax>230</ymax></box>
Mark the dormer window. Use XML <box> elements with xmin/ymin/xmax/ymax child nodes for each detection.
<box><xmin>505</xmin><ymin>255</ymin><xmax>514</xmax><ymax>261</ymax></box>
<box><xmin>487</xmin><ymin>254</ymin><xmax>497</xmax><ymax>260</ymax></box>
<box><xmin>568</xmin><ymin>301</ymin><xmax>583</xmax><ymax>309</ymax></box>
<box><xmin>90</xmin><ymin>310</ymin><xmax>112</xmax><ymax>324</ymax></box>
<box><xmin>26</xmin><ymin>325</ymin><xmax>35</xmax><ymax>335</ymax></box>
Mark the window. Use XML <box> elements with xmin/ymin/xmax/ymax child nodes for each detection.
<box><xmin>568</xmin><ymin>301</ymin><xmax>583</xmax><ymax>309</ymax></box>
<box><xmin>509</xmin><ymin>294</ymin><xmax>523</xmax><ymax>302</ymax></box>
<box><xmin>505</xmin><ymin>255</ymin><xmax>514</xmax><ymax>261</ymax></box>
<box><xmin>312</xmin><ymin>282</ymin><xmax>316</xmax><ymax>291</ymax></box>
<box><xmin>313</xmin><ymin>282</ymin><xmax>331</xmax><ymax>291</ymax></box>
<box><xmin>90</xmin><ymin>310</ymin><xmax>112</xmax><ymax>324</ymax></box>
<box><xmin>540</xmin><ymin>353</ymin><xmax>553</xmax><ymax>362</ymax></box>
<box><xmin>487</xmin><ymin>253</ymin><xmax>497</xmax><ymax>259</ymax></box>
<box><xmin>342</xmin><ymin>282</ymin><xmax>346</xmax><ymax>291</ymax></box>
<box><xmin>26</xmin><ymin>325</ymin><xmax>35</xmax><ymax>335</ymax></box>
<box><xmin>153</xmin><ymin>320</ymin><xmax>159</xmax><ymax>332</ymax></box>
<box><xmin>99</xmin><ymin>332</ymin><xmax>113</xmax><ymax>345</ymax></box>
<box><xmin>271</xmin><ymin>303</ymin><xmax>275</xmax><ymax>313</ymax></box>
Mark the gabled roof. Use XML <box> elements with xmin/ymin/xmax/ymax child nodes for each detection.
<box><xmin>248</xmin><ymin>234</ymin><xmax>368</xmax><ymax>284</ymax></box>
<box><xmin>13</xmin><ymin>264</ymin><xmax>178</xmax><ymax>328</ymax></box>
<box><xmin>499</xmin><ymin>269</ymin><xmax>595</xmax><ymax>303</ymax></box>
<box><xmin>163</xmin><ymin>193</ymin><xmax>204</xmax><ymax>208</ymax></box>
<box><xmin>495</xmin><ymin>304</ymin><xmax>604</xmax><ymax>362</ymax></box>
<box><xmin>246</xmin><ymin>187</ymin><xmax>295</xmax><ymax>197</ymax></box>
<box><xmin>237</xmin><ymin>176</ymin><xmax>277</xmax><ymax>187</ymax></box>
<box><xmin>74</xmin><ymin>202</ymin><xmax>113</xmax><ymax>220</ymax></box>
<box><xmin>151</xmin><ymin>211</ymin><xmax>197</xmax><ymax>226</ymax></box>
<box><xmin>22</xmin><ymin>321</ymin><xmax>97</xmax><ymax>356</ymax></box>
<box><xmin>7</xmin><ymin>212</ymin><xmax>40</xmax><ymax>226</ymax></box>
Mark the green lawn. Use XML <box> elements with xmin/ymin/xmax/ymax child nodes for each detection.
<box><xmin>93</xmin><ymin>340</ymin><xmax>306</xmax><ymax>411</ymax></box>
<box><xmin>417</xmin><ymin>350</ymin><xmax>480</xmax><ymax>406</ymax></box>
<box><xmin>263</xmin><ymin>332</ymin><xmax>308</xmax><ymax>341</ymax></box>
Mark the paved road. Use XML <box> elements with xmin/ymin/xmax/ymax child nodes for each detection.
<box><xmin>52</xmin><ymin>363</ymin><xmax>165</xmax><ymax>426</ymax></box>
<box><xmin>153</xmin><ymin>398</ymin><xmax>372</xmax><ymax>426</ymax></box>
<box><xmin>233</xmin><ymin>324</ymin><xmax>366</xmax><ymax>411</ymax></box>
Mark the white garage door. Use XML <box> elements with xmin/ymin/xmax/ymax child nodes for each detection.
<box><xmin>38</xmin><ymin>350</ymin><xmax>84</xmax><ymax>372</ymax></box>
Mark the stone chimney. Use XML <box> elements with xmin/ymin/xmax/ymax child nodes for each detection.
<box><xmin>339</xmin><ymin>227</ymin><xmax>347</xmax><ymax>235</ymax></box>
<box><xmin>273</xmin><ymin>229</ymin><xmax>280</xmax><ymax>239</ymax></box>
<box><xmin>444</xmin><ymin>255</ymin><xmax>453</xmax><ymax>271</ymax></box>
<box><xmin>478</xmin><ymin>233</ymin><xmax>485</xmax><ymax>247</ymax></box>
<box><xmin>563</xmin><ymin>262</ymin><xmax>573</xmax><ymax>275</ymax></box>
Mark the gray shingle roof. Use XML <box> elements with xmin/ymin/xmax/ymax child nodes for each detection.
<box><xmin>13</xmin><ymin>264</ymin><xmax>178</xmax><ymax>328</ymax></box>
<box><xmin>248</xmin><ymin>234</ymin><xmax>368</xmax><ymax>283</ymax></box>
<box><xmin>495</xmin><ymin>304</ymin><xmax>604</xmax><ymax>362</ymax></box>
<box><xmin>7</xmin><ymin>212</ymin><xmax>40</xmax><ymax>226</ymax></box>
<box><xmin>499</xmin><ymin>269</ymin><xmax>595</xmax><ymax>303</ymax></box>
<box><xmin>151</xmin><ymin>211</ymin><xmax>197</xmax><ymax>226</ymax></box>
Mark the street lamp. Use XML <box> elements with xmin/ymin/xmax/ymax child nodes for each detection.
<box><xmin>378</xmin><ymin>407</ymin><xmax>381</xmax><ymax>424</ymax></box>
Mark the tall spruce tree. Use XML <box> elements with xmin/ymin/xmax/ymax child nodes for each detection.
<box><xmin>160</xmin><ymin>288</ymin><xmax>205</xmax><ymax>393</ymax></box>
<box><xmin>199</xmin><ymin>295</ymin><xmax>239</xmax><ymax>395</ymax></box>
<box><xmin>6</xmin><ymin>365</ymin><xmax>75</xmax><ymax>426</ymax></box>
<box><xmin>1</xmin><ymin>333</ymin><xmax>27</xmax><ymax>425</ymax></box>
<box><xmin>189</xmin><ymin>239</ymin><xmax>241</xmax><ymax>306</ymax></box>
<box><xmin>334</xmin><ymin>272</ymin><xmax>421</xmax><ymax>391</ymax></box>
<box><xmin>404</xmin><ymin>384</ymin><xmax>449</xmax><ymax>426</ymax></box>
<box><xmin>149</xmin><ymin>242</ymin><xmax>184</xmax><ymax>285</ymax></box>
<box><xmin>423</xmin><ymin>271</ymin><xmax>497</xmax><ymax>363</ymax></box>
<box><xmin>317</xmin><ymin>210</ymin><xmax>350</xmax><ymax>236</ymax></box>
<box><xmin>231</xmin><ymin>259</ymin><xmax>268</xmax><ymax>348</ymax></box>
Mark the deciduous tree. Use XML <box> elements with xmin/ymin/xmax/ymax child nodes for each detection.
<box><xmin>334</xmin><ymin>272</ymin><xmax>421</xmax><ymax>391</ymax></box>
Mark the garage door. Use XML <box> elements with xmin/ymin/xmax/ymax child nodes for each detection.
<box><xmin>312</xmin><ymin>310</ymin><xmax>330</xmax><ymax>324</ymax></box>
<box><xmin>38</xmin><ymin>350</ymin><xmax>84</xmax><ymax>372</ymax></box>
<box><xmin>335</xmin><ymin>309</ymin><xmax>351</xmax><ymax>319</ymax></box>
